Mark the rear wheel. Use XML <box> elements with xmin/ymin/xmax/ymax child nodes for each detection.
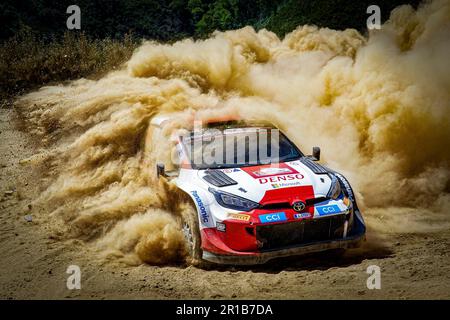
<box><xmin>181</xmin><ymin>205</ymin><xmax>203</xmax><ymax>266</ymax></box>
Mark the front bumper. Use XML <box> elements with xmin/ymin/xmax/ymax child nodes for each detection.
<box><xmin>202</xmin><ymin>231</ymin><xmax>365</xmax><ymax>265</ymax></box>
<box><xmin>202</xmin><ymin>209</ymin><xmax>366</xmax><ymax>265</ymax></box>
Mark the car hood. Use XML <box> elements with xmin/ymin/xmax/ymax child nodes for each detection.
<box><xmin>196</xmin><ymin>160</ymin><xmax>333</xmax><ymax>204</ymax></box>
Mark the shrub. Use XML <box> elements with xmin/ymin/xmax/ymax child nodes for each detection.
<box><xmin>0</xmin><ymin>29</ymin><xmax>138</xmax><ymax>100</ymax></box>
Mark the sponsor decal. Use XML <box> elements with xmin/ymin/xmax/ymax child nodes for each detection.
<box><xmin>228</xmin><ymin>213</ymin><xmax>251</xmax><ymax>221</ymax></box>
<box><xmin>252</xmin><ymin>167</ymin><xmax>292</xmax><ymax>177</ymax></box>
<box><xmin>191</xmin><ymin>191</ymin><xmax>209</xmax><ymax>223</ymax></box>
<box><xmin>316</xmin><ymin>204</ymin><xmax>341</xmax><ymax>216</ymax></box>
<box><xmin>216</xmin><ymin>222</ymin><xmax>226</xmax><ymax>232</ymax></box>
<box><xmin>221</xmin><ymin>168</ymin><xmax>241</xmax><ymax>173</ymax></box>
<box><xmin>259</xmin><ymin>174</ymin><xmax>304</xmax><ymax>184</ymax></box>
<box><xmin>242</xmin><ymin>163</ymin><xmax>299</xmax><ymax>179</ymax></box>
<box><xmin>259</xmin><ymin>212</ymin><xmax>287</xmax><ymax>224</ymax></box>
<box><xmin>294</xmin><ymin>212</ymin><xmax>311</xmax><ymax>219</ymax></box>
<box><xmin>271</xmin><ymin>181</ymin><xmax>303</xmax><ymax>189</ymax></box>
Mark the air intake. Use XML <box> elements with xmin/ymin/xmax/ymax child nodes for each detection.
<box><xmin>203</xmin><ymin>170</ymin><xmax>238</xmax><ymax>187</ymax></box>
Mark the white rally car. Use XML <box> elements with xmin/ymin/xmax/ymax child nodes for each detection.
<box><xmin>150</xmin><ymin>117</ymin><xmax>366</xmax><ymax>265</ymax></box>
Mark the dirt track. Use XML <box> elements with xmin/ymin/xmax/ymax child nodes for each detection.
<box><xmin>1</xmin><ymin>107</ymin><xmax>449</xmax><ymax>300</ymax></box>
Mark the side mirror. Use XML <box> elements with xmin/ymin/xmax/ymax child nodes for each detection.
<box><xmin>156</xmin><ymin>163</ymin><xmax>166</xmax><ymax>178</ymax></box>
<box><xmin>312</xmin><ymin>147</ymin><xmax>320</xmax><ymax>161</ymax></box>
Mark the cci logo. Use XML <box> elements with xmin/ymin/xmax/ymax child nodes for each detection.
<box><xmin>259</xmin><ymin>212</ymin><xmax>287</xmax><ymax>224</ymax></box>
<box><xmin>316</xmin><ymin>204</ymin><xmax>340</xmax><ymax>216</ymax></box>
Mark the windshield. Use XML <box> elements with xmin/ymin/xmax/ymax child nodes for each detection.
<box><xmin>181</xmin><ymin>127</ymin><xmax>303</xmax><ymax>170</ymax></box>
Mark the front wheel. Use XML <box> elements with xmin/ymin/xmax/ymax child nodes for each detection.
<box><xmin>326</xmin><ymin>248</ymin><xmax>346</xmax><ymax>259</ymax></box>
<box><xmin>181</xmin><ymin>205</ymin><xmax>203</xmax><ymax>266</ymax></box>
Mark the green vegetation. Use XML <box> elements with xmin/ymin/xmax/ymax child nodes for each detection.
<box><xmin>0</xmin><ymin>0</ymin><xmax>421</xmax><ymax>100</ymax></box>
<box><xmin>187</xmin><ymin>0</ymin><xmax>279</xmax><ymax>36</ymax></box>
<box><xmin>1</xmin><ymin>0</ymin><xmax>422</xmax><ymax>40</ymax></box>
<box><xmin>0</xmin><ymin>29</ymin><xmax>138</xmax><ymax>100</ymax></box>
<box><xmin>263</xmin><ymin>0</ymin><xmax>421</xmax><ymax>37</ymax></box>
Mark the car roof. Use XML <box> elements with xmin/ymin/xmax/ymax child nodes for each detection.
<box><xmin>150</xmin><ymin>115</ymin><xmax>277</xmax><ymax>130</ymax></box>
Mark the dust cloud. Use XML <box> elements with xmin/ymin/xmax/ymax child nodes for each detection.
<box><xmin>16</xmin><ymin>0</ymin><xmax>450</xmax><ymax>264</ymax></box>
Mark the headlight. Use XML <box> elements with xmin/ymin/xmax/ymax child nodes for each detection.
<box><xmin>327</xmin><ymin>175</ymin><xmax>342</xmax><ymax>200</ymax></box>
<box><xmin>209</xmin><ymin>188</ymin><xmax>259</xmax><ymax>212</ymax></box>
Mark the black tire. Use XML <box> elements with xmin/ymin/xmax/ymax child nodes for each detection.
<box><xmin>326</xmin><ymin>248</ymin><xmax>346</xmax><ymax>259</ymax></box>
<box><xmin>181</xmin><ymin>205</ymin><xmax>203</xmax><ymax>266</ymax></box>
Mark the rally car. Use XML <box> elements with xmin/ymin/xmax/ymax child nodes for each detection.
<box><xmin>150</xmin><ymin>116</ymin><xmax>366</xmax><ymax>265</ymax></box>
